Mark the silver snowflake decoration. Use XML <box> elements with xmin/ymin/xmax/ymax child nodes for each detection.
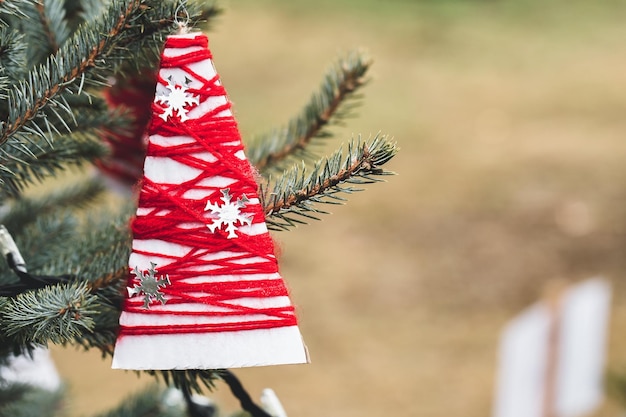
<box><xmin>204</xmin><ymin>188</ymin><xmax>254</xmax><ymax>239</ymax></box>
<box><xmin>154</xmin><ymin>77</ymin><xmax>199</xmax><ymax>122</ymax></box>
<box><xmin>127</xmin><ymin>262</ymin><xmax>171</xmax><ymax>309</ymax></box>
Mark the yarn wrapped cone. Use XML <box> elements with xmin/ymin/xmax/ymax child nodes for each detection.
<box><xmin>112</xmin><ymin>32</ymin><xmax>308</xmax><ymax>370</ymax></box>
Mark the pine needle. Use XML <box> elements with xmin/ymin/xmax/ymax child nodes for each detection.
<box><xmin>262</xmin><ymin>134</ymin><xmax>398</xmax><ymax>231</ymax></box>
<box><xmin>248</xmin><ymin>51</ymin><xmax>371</xmax><ymax>173</ymax></box>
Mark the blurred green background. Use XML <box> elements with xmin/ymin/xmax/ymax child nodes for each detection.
<box><xmin>52</xmin><ymin>1</ymin><xmax>626</xmax><ymax>416</ymax></box>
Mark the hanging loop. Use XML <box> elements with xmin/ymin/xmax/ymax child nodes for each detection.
<box><xmin>174</xmin><ymin>1</ymin><xmax>191</xmax><ymax>34</ymax></box>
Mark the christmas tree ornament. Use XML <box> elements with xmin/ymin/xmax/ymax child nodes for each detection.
<box><xmin>112</xmin><ymin>32</ymin><xmax>309</xmax><ymax>370</ymax></box>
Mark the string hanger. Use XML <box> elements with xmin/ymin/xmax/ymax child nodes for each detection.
<box><xmin>174</xmin><ymin>1</ymin><xmax>191</xmax><ymax>34</ymax></box>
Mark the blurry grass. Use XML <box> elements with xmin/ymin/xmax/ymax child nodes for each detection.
<box><xmin>52</xmin><ymin>1</ymin><xmax>626</xmax><ymax>417</ymax></box>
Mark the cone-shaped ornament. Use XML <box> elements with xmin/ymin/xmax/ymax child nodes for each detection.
<box><xmin>112</xmin><ymin>33</ymin><xmax>308</xmax><ymax>370</ymax></box>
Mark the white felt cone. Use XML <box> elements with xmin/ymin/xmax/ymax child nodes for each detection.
<box><xmin>112</xmin><ymin>32</ymin><xmax>308</xmax><ymax>370</ymax></box>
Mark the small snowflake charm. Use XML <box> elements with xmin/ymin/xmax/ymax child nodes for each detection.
<box><xmin>127</xmin><ymin>262</ymin><xmax>171</xmax><ymax>309</ymax></box>
<box><xmin>154</xmin><ymin>77</ymin><xmax>199</xmax><ymax>122</ymax></box>
<box><xmin>204</xmin><ymin>188</ymin><xmax>254</xmax><ymax>239</ymax></box>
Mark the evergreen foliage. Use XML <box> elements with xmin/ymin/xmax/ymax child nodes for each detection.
<box><xmin>0</xmin><ymin>1</ymin><xmax>397</xmax><ymax>416</ymax></box>
<box><xmin>263</xmin><ymin>134</ymin><xmax>397</xmax><ymax>231</ymax></box>
<box><xmin>92</xmin><ymin>386</ymin><xmax>184</xmax><ymax>417</ymax></box>
<box><xmin>0</xmin><ymin>383</ymin><xmax>64</xmax><ymax>417</ymax></box>
<box><xmin>248</xmin><ymin>51</ymin><xmax>371</xmax><ymax>173</ymax></box>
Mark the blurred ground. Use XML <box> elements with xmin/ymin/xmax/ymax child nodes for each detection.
<box><xmin>52</xmin><ymin>1</ymin><xmax>626</xmax><ymax>416</ymax></box>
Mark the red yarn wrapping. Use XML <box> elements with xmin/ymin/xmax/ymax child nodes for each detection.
<box><xmin>118</xmin><ymin>34</ymin><xmax>298</xmax><ymax>337</ymax></box>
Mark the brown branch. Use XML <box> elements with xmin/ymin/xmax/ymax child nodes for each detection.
<box><xmin>255</xmin><ymin>63</ymin><xmax>368</xmax><ymax>171</ymax></box>
<box><xmin>88</xmin><ymin>266</ymin><xmax>128</xmax><ymax>293</ymax></box>
<box><xmin>264</xmin><ymin>146</ymin><xmax>372</xmax><ymax>215</ymax></box>
<box><xmin>35</xmin><ymin>0</ymin><xmax>59</xmax><ymax>53</ymax></box>
<box><xmin>0</xmin><ymin>0</ymin><xmax>140</xmax><ymax>146</ymax></box>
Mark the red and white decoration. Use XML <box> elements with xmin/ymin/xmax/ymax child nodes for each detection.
<box><xmin>112</xmin><ymin>32</ymin><xmax>308</xmax><ymax>370</ymax></box>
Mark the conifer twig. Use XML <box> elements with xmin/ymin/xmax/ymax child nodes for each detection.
<box><xmin>262</xmin><ymin>134</ymin><xmax>397</xmax><ymax>230</ymax></box>
<box><xmin>0</xmin><ymin>0</ymin><xmax>140</xmax><ymax>146</ymax></box>
<box><xmin>89</xmin><ymin>386</ymin><xmax>165</xmax><ymax>417</ymax></box>
<box><xmin>0</xmin><ymin>0</ymin><xmax>217</xmax><ymax>148</ymax></box>
<box><xmin>0</xmin><ymin>0</ymin><xmax>31</xmax><ymax>18</ymax></box>
<box><xmin>1</xmin><ymin>281</ymin><xmax>98</xmax><ymax>345</ymax></box>
<box><xmin>0</xmin><ymin>180</ymin><xmax>105</xmax><ymax>231</ymax></box>
<box><xmin>148</xmin><ymin>370</ymin><xmax>219</xmax><ymax>396</ymax></box>
<box><xmin>34</xmin><ymin>1</ymin><xmax>60</xmax><ymax>53</ymax></box>
<box><xmin>0</xmin><ymin>28</ymin><xmax>27</xmax><ymax>79</ymax></box>
<box><xmin>0</xmin><ymin>134</ymin><xmax>108</xmax><ymax>198</ymax></box>
<box><xmin>248</xmin><ymin>51</ymin><xmax>371</xmax><ymax>173</ymax></box>
<box><xmin>88</xmin><ymin>267</ymin><xmax>128</xmax><ymax>293</ymax></box>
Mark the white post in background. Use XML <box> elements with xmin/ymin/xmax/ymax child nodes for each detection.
<box><xmin>492</xmin><ymin>278</ymin><xmax>611</xmax><ymax>417</ymax></box>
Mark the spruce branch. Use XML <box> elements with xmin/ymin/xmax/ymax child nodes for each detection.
<box><xmin>0</xmin><ymin>383</ymin><xmax>30</xmax><ymax>409</ymax></box>
<box><xmin>88</xmin><ymin>266</ymin><xmax>128</xmax><ymax>294</ymax></box>
<box><xmin>0</xmin><ymin>0</ymin><xmax>141</xmax><ymax>146</ymax></box>
<box><xmin>0</xmin><ymin>383</ymin><xmax>64</xmax><ymax>417</ymax></box>
<box><xmin>70</xmin><ymin>298</ymin><xmax>119</xmax><ymax>355</ymax></box>
<box><xmin>0</xmin><ymin>180</ymin><xmax>105</xmax><ymax>235</ymax></box>
<box><xmin>34</xmin><ymin>1</ymin><xmax>58</xmax><ymax>53</ymax></box>
<box><xmin>148</xmin><ymin>369</ymin><xmax>219</xmax><ymax>397</ymax></box>
<box><xmin>0</xmin><ymin>203</ymin><xmax>130</xmax><ymax>353</ymax></box>
<box><xmin>0</xmin><ymin>28</ymin><xmax>27</xmax><ymax>81</ymax></box>
<box><xmin>0</xmin><ymin>0</ymin><xmax>33</xmax><ymax>18</ymax></box>
<box><xmin>74</xmin><ymin>245</ymin><xmax>128</xmax><ymax>351</ymax></box>
<box><xmin>0</xmin><ymin>134</ymin><xmax>108</xmax><ymax>199</ymax></box>
<box><xmin>248</xmin><ymin>51</ymin><xmax>371</xmax><ymax>173</ymax></box>
<box><xmin>16</xmin><ymin>212</ymin><xmax>79</xmax><ymax>273</ymax></box>
<box><xmin>0</xmin><ymin>0</ymin><xmax>219</xmax><ymax>195</ymax></box>
<box><xmin>63</xmin><ymin>0</ymin><xmax>105</xmax><ymax>30</ymax></box>
<box><xmin>92</xmin><ymin>386</ymin><xmax>175</xmax><ymax>417</ymax></box>
<box><xmin>19</xmin><ymin>1</ymin><xmax>71</xmax><ymax>65</ymax></box>
<box><xmin>1</xmin><ymin>281</ymin><xmax>98</xmax><ymax>345</ymax></box>
<box><xmin>262</xmin><ymin>134</ymin><xmax>397</xmax><ymax>231</ymax></box>
<box><xmin>33</xmin><ymin>0</ymin><xmax>71</xmax><ymax>55</ymax></box>
<box><xmin>0</xmin><ymin>0</ymin><xmax>217</xmax><ymax>149</ymax></box>
<box><xmin>37</xmin><ymin>203</ymin><xmax>133</xmax><ymax>281</ymax></box>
